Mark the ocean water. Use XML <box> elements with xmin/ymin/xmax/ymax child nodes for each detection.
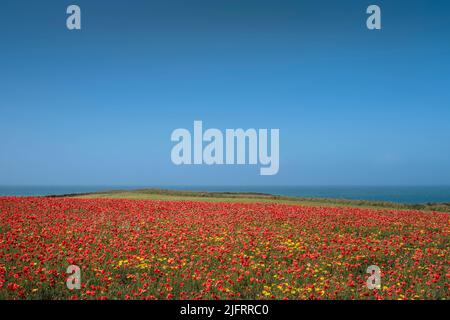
<box><xmin>1</xmin><ymin>185</ymin><xmax>450</xmax><ymax>204</ymax></box>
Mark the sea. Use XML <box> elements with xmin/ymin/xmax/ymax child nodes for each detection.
<box><xmin>1</xmin><ymin>185</ymin><xmax>450</xmax><ymax>204</ymax></box>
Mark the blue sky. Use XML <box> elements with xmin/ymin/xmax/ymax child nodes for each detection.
<box><xmin>1</xmin><ymin>0</ymin><xmax>449</xmax><ymax>186</ymax></box>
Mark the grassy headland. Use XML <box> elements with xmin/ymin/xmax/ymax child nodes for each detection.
<box><xmin>50</xmin><ymin>188</ymin><xmax>450</xmax><ymax>213</ymax></box>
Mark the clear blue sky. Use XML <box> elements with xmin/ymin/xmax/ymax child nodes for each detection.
<box><xmin>1</xmin><ymin>0</ymin><xmax>449</xmax><ymax>186</ymax></box>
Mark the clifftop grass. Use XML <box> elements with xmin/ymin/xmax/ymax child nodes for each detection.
<box><xmin>48</xmin><ymin>188</ymin><xmax>450</xmax><ymax>213</ymax></box>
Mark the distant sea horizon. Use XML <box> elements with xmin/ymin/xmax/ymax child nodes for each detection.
<box><xmin>1</xmin><ymin>185</ymin><xmax>450</xmax><ymax>204</ymax></box>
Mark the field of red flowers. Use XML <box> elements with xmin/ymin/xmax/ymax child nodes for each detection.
<box><xmin>0</xmin><ymin>197</ymin><xmax>448</xmax><ymax>300</ymax></box>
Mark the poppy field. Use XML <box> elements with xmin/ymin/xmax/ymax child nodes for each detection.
<box><xmin>0</xmin><ymin>197</ymin><xmax>448</xmax><ymax>300</ymax></box>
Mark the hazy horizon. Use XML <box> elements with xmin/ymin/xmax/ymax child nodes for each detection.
<box><xmin>2</xmin><ymin>185</ymin><xmax>450</xmax><ymax>204</ymax></box>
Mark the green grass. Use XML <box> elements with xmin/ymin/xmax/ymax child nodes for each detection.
<box><xmin>49</xmin><ymin>188</ymin><xmax>450</xmax><ymax>213</ymax></box>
